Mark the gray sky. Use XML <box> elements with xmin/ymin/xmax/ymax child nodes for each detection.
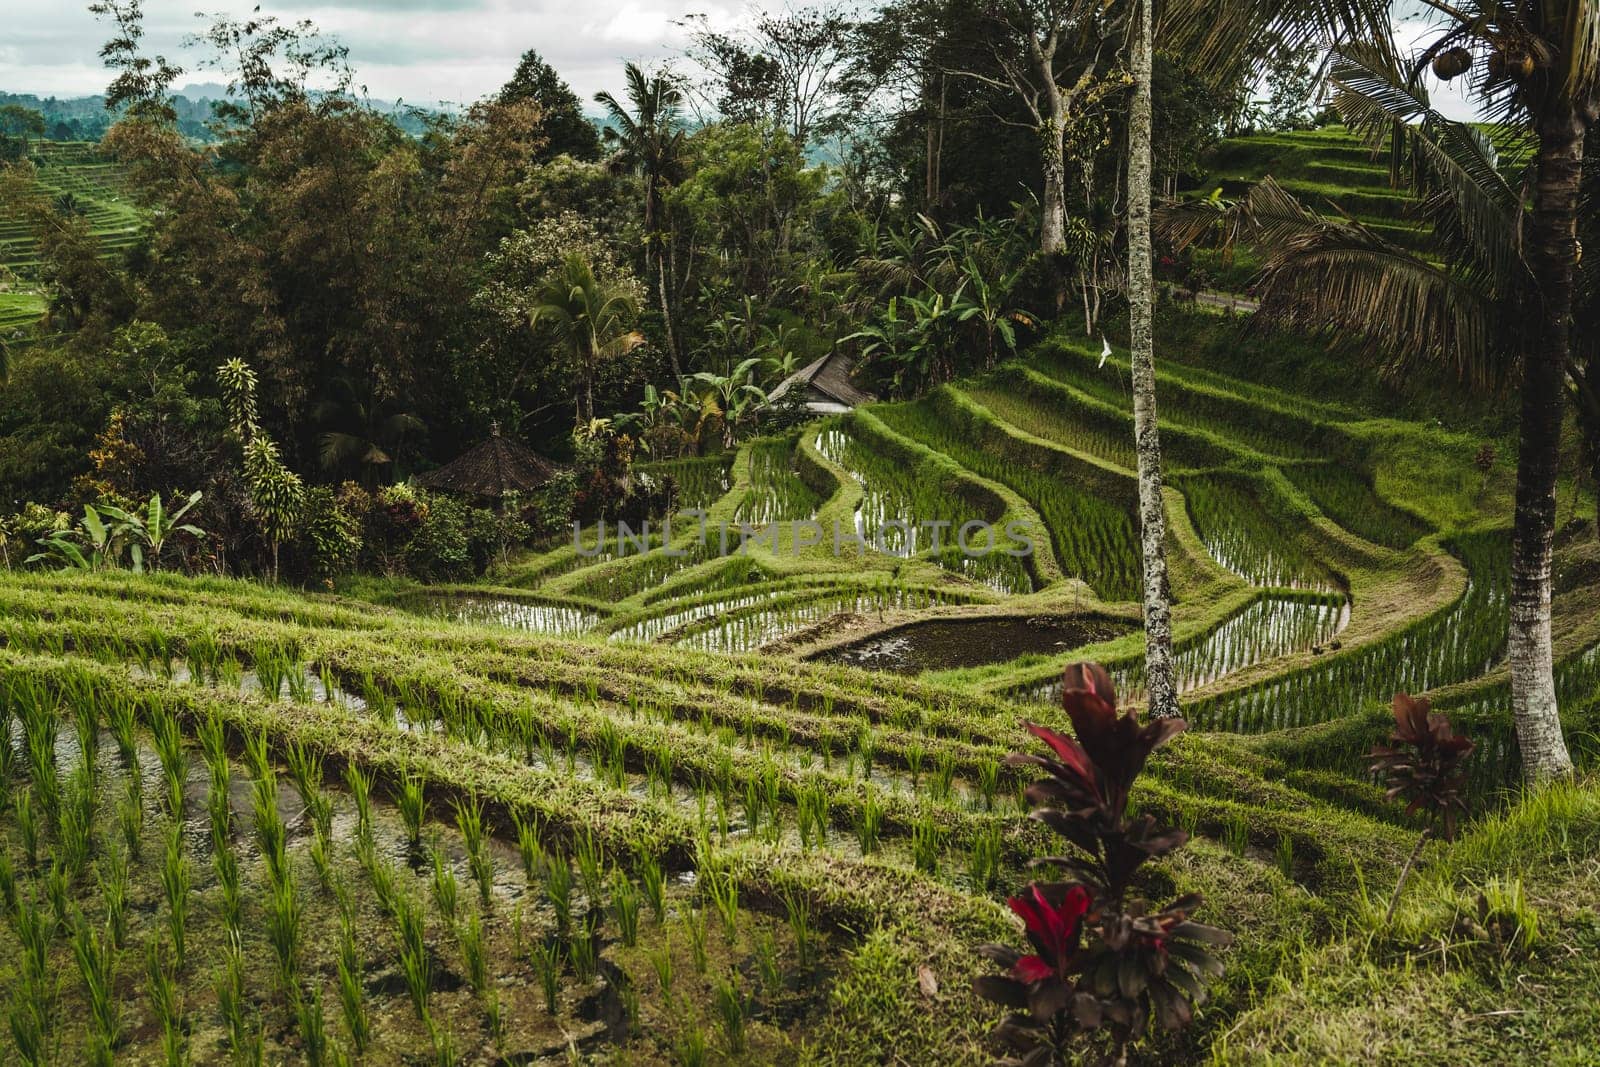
<box><xmin>0</xmin><ymin>0</ymin><xmax>744</xmax><ymax>108</ymax></box>
<box><xmin>3</xmin><ymin>2</ymin><xmax>1480</xmax><ymax>121</ymax></box>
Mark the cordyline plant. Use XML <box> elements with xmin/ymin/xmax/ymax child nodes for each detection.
<box><xmin>1369</xmin><ymin>693</ymin><xmax>1474</xmax><ymax>922</ymax></box>
<box><xmin>975</xmin><ymin>663</ymin><xmax>1231</xmax><ymax>1066</ymax></box>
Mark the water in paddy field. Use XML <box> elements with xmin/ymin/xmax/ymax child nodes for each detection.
<box><xmin>819</xmin><ymin>615</ymin><xmax>1133</xmax><ymax>675</ymax></box>
<box><xmin>397</xmin><ymin>593</ymin><xmax>600</xmax><ymax>636</ymax></box>
<box><xmin>608</xmin><ymin>591</ymin><xmax>774</xmax><ymax>644</ymax></box>
<box><xmin>672</xmin><ymin>586</ymin><xmax>961</xmax><ymax>654</ymax></box>
<box><xmin>815</xmin><ymin>426</ymin><xmax>1033</xmax><ymax>594</ymax></box>
<box><xmin>1188</xmin><ymin>534</ymin><xmax>1512</xmax><ymax>733</ymax></box>
<box><xmin>1027</xmin><ymin>595</ymin><xmax>1350</xmax><ymax>706</ymax></box>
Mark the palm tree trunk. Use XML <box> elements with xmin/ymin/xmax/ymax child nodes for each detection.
<box><xmin>1126</xmin><ymin>0</ymin><xmax>1180</xmax><ymax>719</ymax></box>
<box><xmin>1509</xmin><ymin>111</ymin><xmax>1583</xmax><ymax>782</ymax></box>
<box><xmin>656</xmin><ymin>246</ymin><xmax>681</xmax><ymax>378</ymax></box>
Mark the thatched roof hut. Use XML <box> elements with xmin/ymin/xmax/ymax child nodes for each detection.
<box><xmin>767</xmin><ymin>351</ymin><xmax>875</xmax><ymax>414</ymax></box>
<box><xmin>414</xmin><ymin>424</ymin><xmax>562</xmax><ymax>500</ymax></box>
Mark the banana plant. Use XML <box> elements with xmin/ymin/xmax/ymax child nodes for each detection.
<box><xmin>26</xmin><ymin>504</ymin><xmax>131</xmax><ymax>572</ymax></box>
<box><xmin>956</xmin><ymin>258</ymin><xmax>1035</xmax><ymax>368</ymax></box>
<box><xmin>97</xmin><ymin>490</ymin><xmax>206</xmax><ymax>572</ymax></box>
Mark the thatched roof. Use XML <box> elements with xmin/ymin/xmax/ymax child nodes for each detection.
<box><xmin>768</xmin><ymin>351</ymin><xmax>875</xmax><ymax>412</ymax></box>
<box><xmin>414</xmin><ymin>424</ymin><xmax>562</xmax><ymax>498</ymax></box>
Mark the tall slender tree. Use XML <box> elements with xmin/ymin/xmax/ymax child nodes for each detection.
<box><xmin>595</xmin><ymin>64</ymin><xmax>688</xmax><ymax>377</ymax></box>
<box><xmin>1124</xmin><ymin>0</ymin><xmax>1179</xmax><ymax>717</ymax></box>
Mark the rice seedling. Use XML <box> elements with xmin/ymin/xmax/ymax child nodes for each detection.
<box><xmin>571</xmin><ymin>912</ymin><xmax>600</xmax><ymax>982</ymax></box>
<box><xmin>460</xmin><ymin>906</ymin><xmax>489</xmax><ymax>994</ymax></box>
<box><xmin>684</xmin><ymin>905</ymin><xmax>709</xmax><ymax>973</ymax></box>
<box><xmin>151</xmin><ymin>705</ymin><xmax>186</xmax><ymax>816</ymax></box>
<box><xmin>705</xmin><ymin>867</ymin><xmax>740</xmax><ymax>944</ymax></box>
<box><xmin>72</xmin><ymin>916</ymin><xmax>119</xmax><ymax>1065</ymax></box>
<box><xmin>1223</xmin><ymin>815</ymin><xmax>1250</xmax><ymax>857</ymax></box>
<box><xmin>16</xmin><ymin>787</ymin><xmax>39</xmax><ymax>867</ymax></box>
<box><xmin>45</xmin><ymin>860</ymin><xmax>72</xmax><ymax>934</ymax></box>
<box><xmin>639</xmin><ymin>853</ymin><xmax>666</xmax><ymax>922</ymax></box>
<box><xmin>20</xmin><ymin>705</ymin><xmax>59</xmax><ymax>824</ymax></box>
<box><xmin>612</xmin><ymin>867</ymin><xmax>641</xmax><ymax>947</ymax></box>
<box><xmin>544</xmin><ymin>853</ymin><xmax>574</xmax><ymax>933</ymax></box>
<box><xmin>531</xmin><ymin>939</ymin><xmax>563</xmax><ymax>1014</ymax></box>
<box><xmin>784</xmin><ymin>888</ymin><xmax>817</xmax><ymax>970</ymax></box>
<box><xmin>98</xmin><ymin>842</ymin><xmax>129</xmax><ymax>949</ymax></box>
<box><xmin>145</xmin><ymin>939</ymin><xmax>182</xmax><ymax>1067</ymax></box>
<box><xmin>59</xmin><ymin>762</ymin><xmax>95</xmax><ymax>882</ymax></box>
<box><xmin>512</xmin><ymin>807</ymin><xmax>545</xmax><ymax>881</ymax></box>
<box><xmin>395</xmin><ymin>888</ymin><xmax>433</xmax><ymax>1021</ymax></box>
<box><xmin>72</xmin><ymin>698</ymin><xmax>99</xmax><ymax>777</ymax></box>
<box><xmin>575</xmin><ymin>831</ymin><xmax>604</xmax><ymax>902</ymax></box>
<box><xmin>344</xmin><ymin>761</ymin><xmax>374</xmax><ymax>844</ymax></box>
<box><xmin>1275</xmin><ymin>834</ymin><xmax>1296</xmax><ymax>878</ymax></box>
<box><xmin>0</xmin><ymin>852</ymin><xmax>17</xmax><ymax>918</ymax></box>
<box><xmin>296</xmin><ymin>984</ymin><xmax>330</xmax><ymax>1067</ymax></box>
<box><xmin>713</xmin><ymin>973</ymin><xmax>749</xmax><ymax>1054</ymax></box>
<box><xmin>431</xmin><ymin>1022</ymin><xmax>461</xmax><ymax>1067</ymax></box>
<box><xmin>855</xmin><ymin>794</ymin><xmax>883</xmax><ymax>854</ymax></box>
<box><xmin>454</xmin><ymin>795</ymin><xmax>494</xmax><ymax>908</ymax></box>
<box><xmin>976</xmin><ymin>758</ymin><xmax>1000</xmax><ymax>811</ymax></box>
<box><xmin>400</xmin><ymin>774</ymin><xmax>427</xmax><ymax>848</ymax></box>
<box><xmin>673</xmin><ymin>1010</ymin><xmax>710</xmax><ymax>1067</ymax></box>
<box><xmin>966</xmin><ymin>824</ymin><xmax>1002</xmax><ymax>889</ymax></box>
<box><xmin>106</xmin><ymin>692</ymin><xmax>138</xmax><ymax>770</ymax></box>
<box><xmin>754</xmin><ymin>929</ymin><xmax>782</xmax><ymax>993</ymax></box>
<box><xmin>431</xmin><ymin>843</ymin><xmax>460</xmax><ymax>923</ymax></box>
<box><xmin>334</xmin><ymin>910</ymin><xmax>371</xmax><ymax>1054</ymax></box>
<box><xmin>216</xmin><ymin>933</ymin><xmax>258</xmax><ymax>1064</ymax></box>
<box><xmin>266</xmin><ymin>868</ymin><xmax>303</xmax><ymax>999</ymax></box>
<box><xmin>115</xmin><ymin>781</ymin><xmax>142</xmax><ymax>860</ymax></box>
<box><xmin>251</xmin><ymin>765</ymin><xmax>288</xmax><ymax>885</ymax></box>
<box><xmin>912</xmin><ymin>815</ymin><xmax>943</xmax><ymax>874</ymax></box>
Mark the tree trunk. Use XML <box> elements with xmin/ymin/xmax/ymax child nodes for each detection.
<box><xmin>1126</xmin><ymin>0</ymin><xmax>1180</xmax><ymax>719</ymax></box>
<box><xmin>656</xmin><ymin>246</ymin><xmax>681</xmax><ymax>378</ymax></box>
<box><xmin>1040</xmin><ymin>107</ymin><xmax>1068</xmax><ymax>255</ymax></box>
<box><xmin>1509</xmin><ymin>110</ymin><xmax>1583</xmax><ymax>782</ymax></box>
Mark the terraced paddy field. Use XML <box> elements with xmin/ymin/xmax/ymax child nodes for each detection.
<box><xmin>0</xmin><ymin>142</ymin><xmax>144</xmax><ymax>281</ymax></box>
<box><xmin>3</xmin><ymin>321</ymin><xmax>1599</xmax><ymax>1062</ymax></box>
<box><xmin>1184</xmin><ymin>125</ymin><xmax>1454</xmax><ymax>292</ymax></box>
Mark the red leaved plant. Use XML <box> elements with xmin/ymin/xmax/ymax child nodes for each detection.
<box><xmin>1369</xmin><ymin>693</ymin><xmax>1475</xmax><ymax>922</ymax></box>
<box><xmin>974</xmin><ymin>663</ymin><xmax>1231</xmax><ymax>1065</ymax></box>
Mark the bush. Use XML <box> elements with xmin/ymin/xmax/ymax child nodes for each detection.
<box><xmin>295</xmin><ymin>487</ymin><xmax>363</xmax><ymax>585</ymax></box>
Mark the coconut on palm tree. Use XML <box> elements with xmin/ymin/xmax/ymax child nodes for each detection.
<box><xmin>532</xmin><ymin>252</ymin><xmax>646</xmax><ymax>429</ymax></box>
<box><xmin>595</xmin><ymin>63</ymin><xmax>688</xmax><ymax>377</ymax></box>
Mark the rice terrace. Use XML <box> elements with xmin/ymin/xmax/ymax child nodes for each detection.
<box><xmin>1</xmin><ymin>1</ymin><xmax>1599</xmax><ymax>1064</ymax></box>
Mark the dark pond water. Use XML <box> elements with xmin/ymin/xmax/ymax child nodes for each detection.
<box><xmin>816</xmin><ymin>615</ymin><xmax>1131</xmax><ymax>674</ymax></box>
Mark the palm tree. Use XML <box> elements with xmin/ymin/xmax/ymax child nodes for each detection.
<box><xmin>595</xmin><ymin>64</ymin><xmax>689</xmax><ymax>377</ymax></box>
<box><xmin>1163</xmin><ymin>5</ymin><xmax>1597</xmax><ymax>781</ymax></box>
<box><xmin>314</xmin><ymin>375</ymin><xmax>425</xmax><ymax>488</ymax></box>
<box><xmin>1125</xmin><ymin>0</ymin><xmax>1181</xmax><ymax>718</ymax></box>
<box><xmin>532</xmin><ymin>252</ymin><xmax>646</xmax><ymax>428</ymax></box>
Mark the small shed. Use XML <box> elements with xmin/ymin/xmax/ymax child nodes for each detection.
<box><xmin>767</xmin><ymin>351</ymin><xmax>875</xmax><ymax>414</ymax></box>
<box><xmin>414</xmin><ymin>423</ymin><xmax>562</xmax><ymax>501</ymax></box>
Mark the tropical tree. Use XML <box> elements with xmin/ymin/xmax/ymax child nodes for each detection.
<box><xmin>531</xmin><ymin>252</ymin><xmax>647</xmax><ymax>428</ymax></box>
<box><xmin>218</xmin><ymin>358</ymin><xmax>304</xmax><ymax>582</ymax></box>
<box><xmin>595</xmin><ymin>63</ymin><xmax>689</xmax><ymax>376</ymax></box>
<box><xmin>690</xmin><ymin>358</ymin><xmax>770</xmax><ymax>448</ymax></box>
<box><xmin>1164</xmin><ymin>1</ymin><xmax>1593</xmax><ymax>781</ymax></box>
<box><xmin>944</xmin><ymin>0</ymin><xmax>1119</xmax><ymax>254</ymax></box>
<box><xmin>313</xmin><ymin>376</ymin><xmax>425</xmax><ymax>488</ymax></box>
